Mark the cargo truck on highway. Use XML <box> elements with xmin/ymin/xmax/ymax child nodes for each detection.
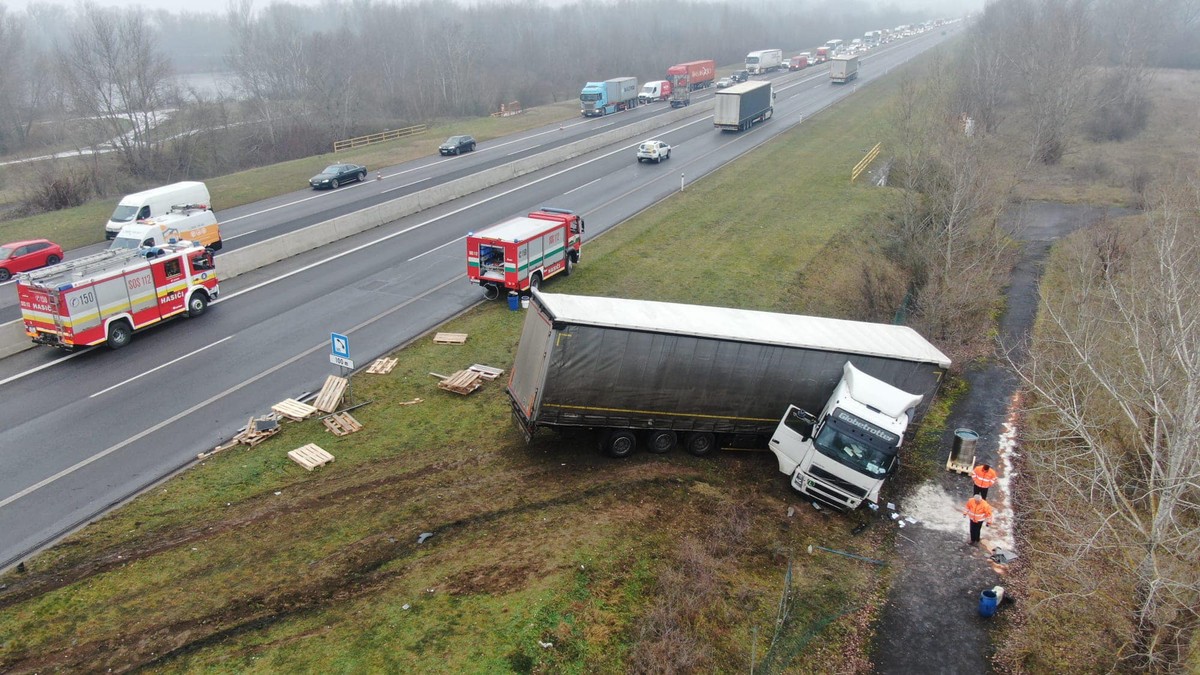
<box><xmin>665</xmin><ymin>59</ymin><xmax>716</xmax><ymax>108</ymax></box>
<box><xmin>506</xmin><ymin>292</ymin><xmax>951</xmax><ymax>509</ymax></box>
<box><xmin>830</xmin><ymin>55</ymin><xmax>859</xmax><ymax>83</ymax></box>
<box><xmin>18</xmin><ymin>242</ymin><xmax>219</xmax><ymax>350</ymax></box>
<box><xmin>713</xmin><ymin>80</ymin><xmax>773</xmax><ymax>131</ymax></box>
<box><xmin>580</xmin><ymin>77</ymin><xmax>639</xmax><ymax>117</ymax></box>
<box><xmin>745</xmin><ymin>49</ymin><xmax>783</xmax><ymax>75</ymax></box>
<box><xmin>466</xmin><ymin>208</ymin><xmax>584</xmax><ymax>299</ymax></box>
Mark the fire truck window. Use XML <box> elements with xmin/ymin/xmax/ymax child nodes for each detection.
<box><xmin>192</xmin><ymin>253</ymin><xmax>213</xmax><ymax>270</ymax></box>
<box><xmin>164</xmin><ymin>259</ymin><xmax>182</xmax><ymax>277</ymax></box>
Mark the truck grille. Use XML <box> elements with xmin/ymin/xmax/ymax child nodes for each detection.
<box><xmin>810</xmin><ymin>466</ymin><xmax>869</xmax><ymax>498</ymax></box>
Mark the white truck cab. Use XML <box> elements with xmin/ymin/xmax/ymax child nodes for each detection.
<box><xmin>768</xmin><ymin>362</ymin><xmax>922</xmax><ymax>509</ymax></box>
<box><xmin>110</xmin><ymin>206</ymin><xmax>222</xmax><ymax>251</ymax></box>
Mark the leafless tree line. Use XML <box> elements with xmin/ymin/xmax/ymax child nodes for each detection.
<box><xmin>1014</xmin><ymin>182</ymin><xmax>1200</xmax><ymax>669</ymax></box>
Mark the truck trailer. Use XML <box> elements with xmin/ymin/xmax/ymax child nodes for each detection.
<box><xmin>830</xmin><ymin>55</ymin><xmax>859</xmax><ymax>83</ymax></box>
<box><xmin>506</xmin><ymin>292</ymin><xmax>950</xmax><ymax>508</ymax></box>
<box><xmin>580</xmin><ymin>77</ymin><xmax>639</xmax><ymax>117</ymax></box>
<box><xmin>665</xmin><ymin>59</ymin><xmax>716</xmax><ymax>108</ymax></box>
<box><xmin>745</xmin><ymin>49</ymin><xmax>783</xmax><ymax>75</ymax></box>
<box><xmin>713</xmin><ymin>80</ymin><xmax>773</xmax><ymax>131</ymax></box>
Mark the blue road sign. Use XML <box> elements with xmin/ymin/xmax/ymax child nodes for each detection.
<box><xmin>331</xmin><ymin>332</ymin><xmax>350</xmax><ymax>359</ymax></box>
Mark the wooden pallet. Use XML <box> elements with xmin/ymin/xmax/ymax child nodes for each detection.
<box><xmin>433</xmin><ymin>332</ymin><xmax>468</xmax><ymax>345</ymax></box>
<box><xmin>238</xmin><ymin>415</ymin><xmax>281</xmax><ymax>447</ymax></box>
<box><xmin>946</xmin><ymin>453</ymin><xmax>975</xmax><ymax>475</ymax></box>
<box><xmin>322</xmin><ymin>411</ymin><xmax>363</xmax><ymax>436</ymax></box>
<box><xmin>314</xmin><ymin>375</ymin><xmax>348</xmax><ymax>413</ymax></box>
<box><xmin>366</xmin><ymin>357</ymin><xmax>398</xmax><ymax>374</ymax></box>
<box><xmin>437</xmin><ymin>369</ymin><xmax>483</xmax><ymax>395</ymax></box>
<box><xmin>468</xmin><ymin>364</ymin><xmax>505</xmax><ymax>380</ymax></box>
<box><xmin>288</xmin><ymin>443</ymin><xmax>335</xmax><ymax>471</ymax></box>
<box><xmin>272</xmin><ymin>398</ymin><xmax>318</xmax><ymax>421</ymax></box>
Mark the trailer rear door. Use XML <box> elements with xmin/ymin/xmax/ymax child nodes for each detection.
<box><xmin>508</xmin><ymin>304</ymin><xmax>555</xmax><ymax>421</ymax></box>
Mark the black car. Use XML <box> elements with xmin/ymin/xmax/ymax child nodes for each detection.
<box><xmin>439</xmin><ymin>135</ymin><xmax>477</xmax><ymax>155</ymax></box>
<box><xmin>731</xmin><ymin>69</ymin><xmax>750</xmax><ymax>83</ymax></box>
<box><xmin>309</xmin><ymin>163</ymin><xmax>367</xmax><ymax>189</ymax></box>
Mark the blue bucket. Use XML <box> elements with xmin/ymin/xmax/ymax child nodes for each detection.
<box><xmin>507</xmin><ymin>292</ymin><xmax>520</xmax><ymax>311</ymax></box>
<box><xmin>979</xmin><ymin>589</ymin><xmax>998</xmax><ymax>618</ymax></box>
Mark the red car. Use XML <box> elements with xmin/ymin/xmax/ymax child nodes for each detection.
<box><xmin>0</xmin><ymin>239</ymin><xmax>64</xmax><ymax>281</ymax></box>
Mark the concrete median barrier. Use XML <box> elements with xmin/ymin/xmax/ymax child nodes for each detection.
<box><xmin>1</xmin><ymin>100</ymin><xmax>715</xmax><ymax>358</ymax></box>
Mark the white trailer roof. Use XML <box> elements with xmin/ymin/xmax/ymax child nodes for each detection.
<box><xmin>473</xmin><ymin>216</ymin><xmax>558</xmax><ymax>243</ymax></box>
<box><xmin>718</xmin><ymin>80</ymin><xmax>772</xmax><ymax>96</ymax></box>
<box><xmin>534</xmin><ymin>291</ymin><xmax>951</xmax><ymax>367</ymax></box>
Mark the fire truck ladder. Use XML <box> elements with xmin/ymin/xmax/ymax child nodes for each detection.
<box><xmin>21</xmin><ymin>248</ymin><xmax>145</xmax><ymax>287</ymax></box>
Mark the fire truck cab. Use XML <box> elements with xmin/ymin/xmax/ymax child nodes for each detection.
<box><xmin>467</xmin><ymin>208</ymin><xmax>584</xmax><ymax>300</ymax></box>
<box><xmin>18</xmin><ymin>242</ymin><xmax>219</xmax><ymax>350</ymax></box>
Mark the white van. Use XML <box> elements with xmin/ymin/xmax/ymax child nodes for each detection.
<box><xmin>638</xmin><ymin>80</ymin><xmax>671</xmax><ymax>104</ymax></box>
<box><xmin>105</xmin><ymin>181</ymin><xmax>210</xmax><ymax>239</ymax></box>
<box><xmin>110</xmin><ymin>205</ymin><xmax>222</xmax><ymax>251</ymax></box>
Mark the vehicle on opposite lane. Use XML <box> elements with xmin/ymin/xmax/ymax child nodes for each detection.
<box><xmin>0</xmin><ymin>239</ymin><xmax>63</xmax><ymax>281</ymax></box>
<box><xmin>309</xmin><ymin>163</ymin><xmax>368</xmax><ymax>190</ymax></box>
<box><xmin>439</xmin><ymin>136</ymin><xmax>477</xmax><ymax>155</ymax></box>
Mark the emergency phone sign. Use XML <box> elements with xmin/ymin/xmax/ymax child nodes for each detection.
<box><xmin>330</xmin><ymin>332</ymin><xmax>353</xmax><ymax>369</ymax></box>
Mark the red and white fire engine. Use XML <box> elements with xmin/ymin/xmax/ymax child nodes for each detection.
<box><xmin>18</xmin><ymin>241</ymin><xmax>219</xmax><ymax>350</ymax></box>
<box><xmin>466</xmin><ymin>208</ymin><xmax>584</xmax><ymax>299</ymax></box>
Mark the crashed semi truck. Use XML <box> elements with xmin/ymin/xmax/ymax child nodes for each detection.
<box><xmin>506</xmin><ymin>291</ymin><xmax>950</xmax><ymax>509</ymax></box>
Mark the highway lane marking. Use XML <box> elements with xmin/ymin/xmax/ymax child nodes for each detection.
<box><xmin>220</xmin><ymin>182</ymin><xmax>372</xmax><ymax>224</ymax></box>
<box><xmin>0</xmin><ymin>275</ymin><xmax>462</xmax><ymax>511</ymax></box>
<box><xmin>218</xmin><ymin>114</ymin><xmax>714</xmax><ymax>304</ymax></box>
<box><xmin>564</xmin><ymin>177</ymin><xmax>602</xmax><ymax>194</ymax></box>
<box><xmin>506</xmin><ymin>149</ymin><xmax>525</xmax><ymax>156</ymax></box>
<box><xmin>89</xmin><ymin>336</ymin><xmax>234</xmax><ymax>398</ymax></box>
<box><xmin>408</xmin><ymin>235</ymin><xmax>467</xmax><ymax>262</ymax></box>
<box><xmin>381</xmin><ymin>176</ymin><xmax>434</xmax><ymax>194</ymax></box>
<box><xmin>0</xmin><ymin>350</ymin><xmax>85</xmax><ymax>387</ymax></box>
<box><xmin>224</xmin><ymin>229</ymin><xmax>257</xmax><ymax>241</ymax></box>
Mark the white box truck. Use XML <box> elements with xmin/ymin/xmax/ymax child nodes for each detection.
<box><xmin>830</xmin><ymin>55</ymin><xmax>860</xmax><ymax>83</ymax></box>
<box><xmin>745</xmin><ymin>49</ymin><xmax>784</xmax><ymax>75</ymax></box>
<box><xmin>105</xmin><ymin>181</ymin><xmax>211</xmax><ymax>239</ymax></box>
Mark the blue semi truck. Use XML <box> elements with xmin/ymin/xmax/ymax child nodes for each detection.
<box><xmin>580</xmin><ymin>77</ymin><xmax>639</xmax><ymax>117</ymax></box>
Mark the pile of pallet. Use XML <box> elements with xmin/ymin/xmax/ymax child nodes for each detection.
<box><xmin>431</xmin><ymin>364</ymin><xmax>505</xmax><ymax>396</ymax></box>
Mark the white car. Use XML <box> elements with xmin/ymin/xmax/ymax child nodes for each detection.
<box><xmin>636</xmin><ymin>140</ymin><xmax>672</xmax><ymax>163</ymax></box>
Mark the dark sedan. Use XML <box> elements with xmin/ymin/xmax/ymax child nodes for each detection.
<box><xmin>309</xmin><ymin>163</ymin><xmax>367</xmax><ymax>189</ymax></box>
<box><xmin>439</xmin><ymin>135</ymin><xmax>477</xmax><ymax>156</ymax></box>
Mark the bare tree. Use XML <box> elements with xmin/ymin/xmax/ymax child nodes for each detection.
<box><xmin>57</xmin><ymin>3</ymin><xmax>176</xmax><ymax>176</ymax></box>
<box><xmin>1015</xmin><ymin>182</ymin><xmax>1200</xmax><ymax>669</ymax></box>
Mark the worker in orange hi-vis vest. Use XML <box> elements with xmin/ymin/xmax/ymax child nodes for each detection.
<box><xmin>963</xmin><ymin>495</ymin><xmax>994</xmax><ymax>545</ymax></box>
<box><xmin>971</xmin><ymin>463</ymin><xmax>998</xmax><ymax>499</ymax></box>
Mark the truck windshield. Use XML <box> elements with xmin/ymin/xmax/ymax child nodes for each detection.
<box><xmin>110</xmin><ymin>236</ymin><xmax>143</xmax><ymax>249</ymax></box>
<box><xmin>580</xmin><ymin>93</ymin><xmax>601</xmax><ymax>102</ymax></box>
<box><xmin>111</xmin><ymin>205</ymin><xmax>138</xmax><ymax>223</ymax></box>
<box><xmin>812</xmin><ymin>414</ymin><xmax>897</xmax><ymax>478</ymax></box>
<box><xmin>746</xmin><ymin>57</ymin><xmax>760</xmax><ymax>64</ymax></box>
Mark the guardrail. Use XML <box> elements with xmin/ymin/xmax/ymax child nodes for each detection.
<box><xmin>333</xmin><ymin>125</ymin><xmax>428</xmax><ymax>153</ymax></box>
<box><xmin>851</xmin><ymin>142</ymin><xmax>882</xmax><ymax>182</ymax></box>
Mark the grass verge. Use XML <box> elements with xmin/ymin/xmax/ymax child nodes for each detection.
<box><xmin>0</xmin><ymin>66</ymin><xmax>935</xmax><ymax>672</ymax></box>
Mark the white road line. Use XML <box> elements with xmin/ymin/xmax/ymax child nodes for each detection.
<box><xmin>220</xmin><ymin>185</ymin><xmax>362</xmax><ymax>223</ymax></box>
<box><xmin>224</xmin><ymin>229</ymin><xmax>257</xmax><ymax>241</ymax></box>
<box><xmin>89</xmin><ymin>336</ymin><xmax>234</xmax><ymax>398</ymax></box>
<box><xmin>506</xmin><ymin>149</ymin><xmax>525</xmax><ymax>156</ymax></box>
<box><xmin>407</xmin><ymin>235</ymin><xmax>467</xmax><ymax>262</ymax></box>
<box><xmin>0</xmin><ymin>351</ymin><xmax>85</xmax><ymax>387</ymax></box>
<box><xmin>381</xmin><ymin>176</ymin><xmax>433</xmax><ymax>194</ymax></box>
<box><xmin>0</xmin><ymin>275</ymin><xmax>461</xmax><ymax>510</ymax></box>
<box><xmin>564</xmin><ymin>177</ymin><xmax>602</xmax><ymax>194</ymax></box>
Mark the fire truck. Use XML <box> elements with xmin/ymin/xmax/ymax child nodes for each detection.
<box><xmin>466</xmin><ymin>208</ymin><xmax>584</xmax><ymax>299</ymax></box>
<box><xmin>18</xmin><ymin>241</ymin><xmax>219</xmax><ymax>350</ymax></box>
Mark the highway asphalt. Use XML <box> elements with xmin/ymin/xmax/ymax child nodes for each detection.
<box><xmin>0</xmin><ymin>30</ymin><xmax>952</xmax><ymax>569</ymax></box>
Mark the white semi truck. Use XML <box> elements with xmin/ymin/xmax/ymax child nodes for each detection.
<box><xmin>506</xmin><ymin>292</ymin><xmax>951</xmax><ymax>510</ymax></box>
<box><xmin>830</xmin><ymin>55</ymin><xmax>860</xmax><ymax>83</ymax></box>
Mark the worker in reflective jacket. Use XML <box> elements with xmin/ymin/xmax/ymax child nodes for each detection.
<box><xmin>963</xmin><ymin>495</ymin><xmax>994</xmax><ymax>545</ymax></box>
<box><xmin>971</xmin><ymin>463</ymin><xmax>998</xmax><ymax>499</ymax></box>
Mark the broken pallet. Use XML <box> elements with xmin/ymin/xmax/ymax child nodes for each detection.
<box><xmin>272</xmin><ymin>398</ymin><xmax>318</xmax><ymax>421</ymax></box>
<box><xmin>433</xmin><ymin>332</ymin><xmax>468</xmax><ymax>345</ymax></box>
<box><xmin>468</xmin><ymin>364</ymin><xmax>505</xmax><ymax>380</ymax></box>
<box><xmin>365</xmin><ymin>357</ymin><xmax>398</xmax><ymax>374</ymax></box>
<box><xmin>288</xmin><ymin>443</ymin><xmax>335</xmax><ymax>471</ymax></box>
<box><xmin>314</xmin><ymin>375</ymin><xmax>349</xmax><ymax>413</ymax></box>
<box><xmin>322</xmin><ymin>411</ymin><xmax>363</xmax><ymax>436</ymax></box>
<box><xmin>437</xmin><ymin>369</ymin><xmax>483</xmax><ymax>395</ymax></box>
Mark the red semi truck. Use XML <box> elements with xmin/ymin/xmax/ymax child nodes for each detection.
<box><xmin>467</xmin><ymin>208</ymin><xmax>584</xmax><ymax>299</ymax></box>
<box><xmin>666</xmin><ymin>60</ymin><xmax>716</xmax><ymax>91</ymax></box>
<box><xmin>18</xmin><ymin>242</ymin><xmax>218</xmax><ymax>350</ymax></box>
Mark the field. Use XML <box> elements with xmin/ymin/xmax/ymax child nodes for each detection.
<box><xmin>0</xmin><ymin>64</ymin><xmax>946</xmax><ymax>672</ymax></box>
<box><xmin>0</xmin><ymin>101</ymin><xmax>581</xmax><ymax>252</ymax></box>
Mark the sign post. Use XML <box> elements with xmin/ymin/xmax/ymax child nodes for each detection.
<box><xmin>330</xmin><ymin>332</ymin><xmax>354</xmax><ymax>402</ymax></box>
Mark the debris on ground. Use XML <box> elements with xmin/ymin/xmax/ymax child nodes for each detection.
<box><xmin>432</xmin><ymin>370</ymin><xmax>484</xmax><ymax>395</ymax></box>
<box><xmin>433</xmin><ymin>332</ymin><xmax>468</xmax><ymax>344</ymax></box>
<box><xmin>287</xmin><ymin>443</ymin><xmax>335</xmax><ymax>471</ymax></box>
<box><xmin>313</xmin><ymin>375</ymin><xmax>349</xmax><ymax>413</ymax></box>
<box><xmin>417</xmin><ymin>532</ymin><xmax>434</xmax><ymax>544</ymax></box>
<box><xmin>322</xmin><ymin>411</ymin><xmax>363</xmax><ymax>436</ymax></box>
<box><xmin>365</xmin><ymin>357</ymin><xmax>398</xmax><ymax>374</ymax></box>
<box><xmin>272</xmin><ymin>398</ymin><xmax>318</xmax><ymax>421</ymax></box>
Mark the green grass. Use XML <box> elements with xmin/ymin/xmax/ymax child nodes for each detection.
<box><xmin>0</xmin><ymin>63</ymin><xmax>933</xmax><ymax>672</ymax></box>
<box><xmin>0</xmin><ymin>101</ymin><xmax>581</xmax><ymax>251</ymax></box>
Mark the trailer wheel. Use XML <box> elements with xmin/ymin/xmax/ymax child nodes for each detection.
<box><xmin>482</xmin><ymin>284</ymin><xmax>501</xmax><ymax>300</ymax></box>
<box><xmin>646</xmin><ymin>430</ymin><xmax>677</xmax><ymax>454</ymax></box>
<box><xmin>602</xmin><ymin>430</ymin><xmax>637</xmax><ymax>458</ymax></box>
<box><xmin>683</xmin><ymin>432</ymin><xmax>717</xmax><ymax>457</ymax></box>
<box><xmin>187</xmin><ymin>292</ymin><xmax>208</xmax><ymax>317</ymax></box>
<box><xmin>106</xmin><ymin>320</ymin><xmax>133</xmax><ymax>350</ymax></box>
